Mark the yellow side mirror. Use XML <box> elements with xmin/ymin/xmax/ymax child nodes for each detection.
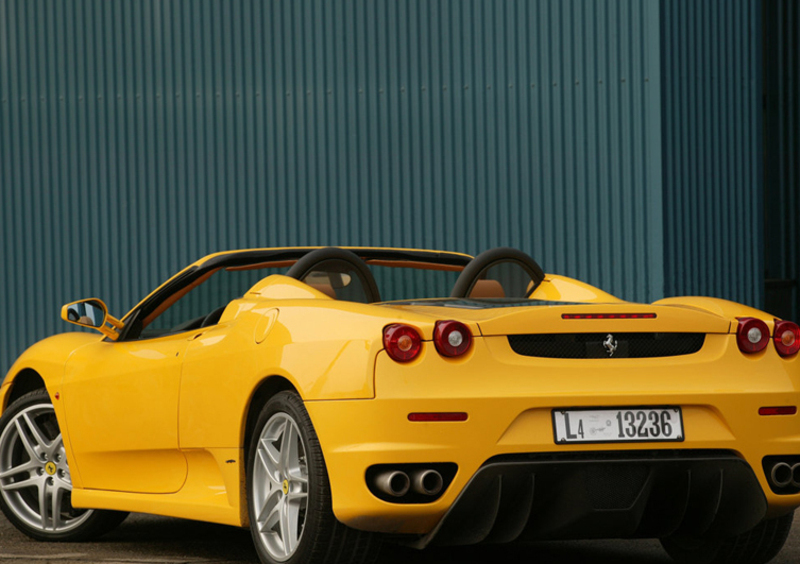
<box><xmin>61</xmin><ymin>298</ymin><xmax>124</xmax><ymax>341</ymax></box>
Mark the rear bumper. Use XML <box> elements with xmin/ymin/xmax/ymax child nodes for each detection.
<box><xmin>419</xmin><ymin>450</ymin><xmax>765</xmax><ymax>547</ymax></box>
<box><xmin>305</xmin><ymin>336</ymin><xmax>800</xmax><ymax>538</ymax></box>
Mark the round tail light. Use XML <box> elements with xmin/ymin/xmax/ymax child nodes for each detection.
<box><xmin>774</xmin><ymin>321</ymin><xmax>800</xmax><ymax>357</ymax></box>
<box><xmin>433</xmin><ymin>320</ymin><xmax>472</xmax><ymax>357</ymax></box>
<box><xmin>383</xmin><ymin>324</ymin><xmax>422</xmax><ymax>362</ymax></box>
<box><xmin>736</xmin><ymin>317</ymin><xmax>770</xmax><ymax>354</ymax></box>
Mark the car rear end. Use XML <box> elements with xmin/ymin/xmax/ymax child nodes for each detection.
<box><xmin>305</xmin><ymin>300</ymin><xmax>800</xmax><ymax>546</ymax></box>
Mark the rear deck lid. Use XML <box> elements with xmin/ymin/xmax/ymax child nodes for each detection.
<box><xmin>475</xmin><ymin>303</ymin><xmax>732</xmax><ymax>336</ymax></box>
<box><xmin>382</xmin><ymin>300</ymin><xmax>732</xmax><ymax>336</ymax></box>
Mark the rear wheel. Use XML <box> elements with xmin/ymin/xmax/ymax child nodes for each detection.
<box><xmin>661</xmin><ymin>511</ymin><xmax>794</xmax><ymax>564</ymax></box>
<box><xmin>247</xmin><ymin>391</ymin><xmax>379</xmax><ymax>564</ymax></box>
<box><xmin>0</xmin><ymin>389</ymin><xmax>128</xmax><ymax>541</ymax></box>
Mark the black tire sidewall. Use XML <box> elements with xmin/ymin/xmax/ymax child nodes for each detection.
<box><xmin>247</xmin><ymin>391</ymin><xmax>331</xmax><ymax>564</ymax></box>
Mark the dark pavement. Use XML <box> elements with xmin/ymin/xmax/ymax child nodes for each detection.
<box><xmin>1</xmin><ymin>512</ymin><xmax>799</xmax><ymax>564</ymax></box>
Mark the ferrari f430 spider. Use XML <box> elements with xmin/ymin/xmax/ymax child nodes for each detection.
<box><xmin>1</xmin><ymin>247</ymin><xmax>798</xmax><ymax>564</ymax></box>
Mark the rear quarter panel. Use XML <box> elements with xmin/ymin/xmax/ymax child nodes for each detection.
<box><xmin>178</xmin><ymin>298</ymin><xmax>440</xmax><ymax>450</ymax></box>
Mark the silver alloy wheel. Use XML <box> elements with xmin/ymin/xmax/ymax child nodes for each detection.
<box><xmin>252</xmin><ymin>412</ymin><xmax>310</xmax><ymax>562</ymax></box>
<box><xmin>0</xmin><ymin>403</ymin><xmax>93</xmax><ymax>533</ymax></box>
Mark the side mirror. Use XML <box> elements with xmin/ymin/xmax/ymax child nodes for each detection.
<box><xmin>61</xmin><ymin>298</ymin><xmax>124</xmax><ymax>340</ymax></box>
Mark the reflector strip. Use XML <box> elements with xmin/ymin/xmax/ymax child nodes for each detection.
<box><xmin>408</xmin><ymin>412</ymin><xmax>468</xmax><ymax>422</ymax></box>
<box><xmin>562</xmin><ymin>313</ymin><xmax>657</xmax><ymax>320</ymax></box>
<box><xmin>758</xmin><ymin>406</ymin><xmax>797</xmax><ymax>416</ymax></box>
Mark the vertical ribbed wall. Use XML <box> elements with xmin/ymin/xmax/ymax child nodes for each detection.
<box><xmin>1</xmin><ymin>0</ymin><xmax>665</xmax><ymax>375</ymax></box>
<box><xmin>763</xmin><ymin>0</ymin><xmax>799</xmax><ymax>323</ymax></box>
<box><xmin>660</xmin><ymin>0</ymin><xmax>763</xmax><ymax>306</ymax></box>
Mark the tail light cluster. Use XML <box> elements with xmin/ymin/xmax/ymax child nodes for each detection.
<box><xmin>383</xmin><ymin>324</ymin><xmax>422</xmax><ymax>362</ymax></box>
<box><xmin>774</xmin><ymin>321</ymin><xmax>800</xmax><ymax>357</ymax></box>
<box><xmin>736</xmin><ymin>317</ymin><xmax>799</xmax><ymax>357</ymax></box>
<box><xmin>383</xmin><ymin>320</ymin><xmax>472</xmax><ymax>363</ymax></box>
<box><xmin>433</xmin><ymin>320</ymin><xmax>473</xmax><ymax>357</ymax></box>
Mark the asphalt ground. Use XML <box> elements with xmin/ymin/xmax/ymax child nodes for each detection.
<box><xmin>1</xmin><ymin>512</ymin><xmax>799</xmax><ymax>564</ymax></box>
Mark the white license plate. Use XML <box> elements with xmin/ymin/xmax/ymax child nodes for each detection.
<box><xmin>552</xmin><ymin>407</ymin><xmax>684</xmax><ymax>444</ymax></box>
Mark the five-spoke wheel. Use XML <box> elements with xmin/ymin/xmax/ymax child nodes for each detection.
<box><xmin>247</xmin><ymin>391</ymin><xmax>379</xmax><ymax>564</ymax></box>
<box><xmin>252</xmin><ymin>412</ymin><xmax>309</xmax><ymax>560</ymax></box>
<box><xmin>0</xmin><ymin>401</ymin><xmax>91</xmax><ymax>533</ymax></box>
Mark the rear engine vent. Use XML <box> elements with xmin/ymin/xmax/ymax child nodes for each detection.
<box><xmin>508</xmin><ymin>333</ymin><xmax>705</xmax><ymax>359</ymax></box>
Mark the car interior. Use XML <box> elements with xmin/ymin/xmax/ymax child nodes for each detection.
<box><xmin>123</xmin><ymin>247</ymin><xmax>545</xmax><ymax>341</ymax></box>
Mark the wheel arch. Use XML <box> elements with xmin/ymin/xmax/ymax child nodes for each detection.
<box><xmin>242</xmin><ymin>375</ymin><xmax>299</xmax><ymax>455</ymax></box>
<box><xmin>2</xmin><ymin>368</ymin><xmax>46</xmax><ymax>411</ymax></box>
<box><xmin>1</xmin><ymin>332</ymin><xmax>100</xmax><ymax>415</ymax></box>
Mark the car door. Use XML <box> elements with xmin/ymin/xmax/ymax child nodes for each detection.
<box><xmin>62</xmin><ymin>333</ymin><xmax>189</xmax><ymax>494</ymax></box>
<box><xmin>59</xmin><ymin>262</ymin><xmax>285</xmax><ymax>493</ymax></box>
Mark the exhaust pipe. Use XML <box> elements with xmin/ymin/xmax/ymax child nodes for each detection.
<box><xmin>791</xmin><ymin>464</ymin><xmax>800</xmax><ymax>489</ymax></box>
<box><xmin>412</xmin><ymin>469</ymin><xmax>444</xmax><ymax>496</ymax></box>
<box><xmin>373</xmin><ymin>470</ymin><xmax>410</xmax><ymax>497</ymax></box>
<box><xmin>771</xmin><ymin>462</ymin><xmax>793</xmax><ymax>488</ymax></box>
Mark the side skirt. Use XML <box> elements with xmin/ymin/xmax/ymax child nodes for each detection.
<box><xmin>71</xmin><ymin>447</ymin><xmax>245</xmax><ymax>528</ymax></box>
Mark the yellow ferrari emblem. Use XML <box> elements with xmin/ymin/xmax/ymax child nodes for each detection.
<box><xmin>45</xmin><ymin>462</ymin><xmax>57</xmax><ymax>476</ymax></box>
<box><xmin>282</xmin><ymin>479</ymin><xmax>289</xmax><ymax>495</ymax></box>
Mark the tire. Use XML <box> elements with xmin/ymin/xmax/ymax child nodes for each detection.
<box><xmin>247</xmin><ymin>391</ymin><xmax>380</xmax><ymax>564</ymax></box>
<box><xmin>0</xmin><ymin>389</ymin><xmax>128</xmax><ymax>541</ymax></box>
<box><xmin>661</xmin><ymin>511</ymin><xmax>794</xmax><ymax>564</ymax></box>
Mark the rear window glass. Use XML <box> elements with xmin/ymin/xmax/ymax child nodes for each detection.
<box><xmin>369</xmin><ymin>265</ymin><xmax>460</xmax><ymax>302</ymax></box>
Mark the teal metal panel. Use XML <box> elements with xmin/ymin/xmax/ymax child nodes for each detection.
<box><xmin>763</xmin><ymin>0</ymin><xmax>799</xmax><ymax>323</ymax></box>
<box><xmin>660</xmin><ymin>0</ymin><xmax>763</xmax><ymax>307</ymax></box>
<box><xmin>1</xmin><ymin>0</ymin><xmax>664</xmax><ymax>375</ymax></box>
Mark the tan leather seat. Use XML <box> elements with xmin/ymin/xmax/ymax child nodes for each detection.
<box><xmin>469</xmin><ymin>279</ymin><xmax>506</xmax><ymax>298</ymax></box>
<box><xmin>308</xmin><ymin>283</ymin><xmax>336</xmax><ymax>299</ymax></box>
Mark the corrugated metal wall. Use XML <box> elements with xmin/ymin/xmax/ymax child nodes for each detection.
<box><xmin>0</xmin><ymin>0</ymin><xmax>667</xmax><ymax>375</ymax></box>
<box><xmin>659</xmin><ymin>0</ymin><xmax>763</xmax><ymax>306</ymax></box>
<box><xmin>0</xmin><ymin>0</ymin><xmax>766</xmax><ymax>376</ymax></box>
<box><xmin>763</xmin><ymin>0</ymin><xmax>799</xmax><ymax>323</ymax></box>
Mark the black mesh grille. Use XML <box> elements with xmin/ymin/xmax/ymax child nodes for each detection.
<box><xmin>508</xmin><ymin>333</ymin><xmax>705</xmax><ymax>359</ymax></box>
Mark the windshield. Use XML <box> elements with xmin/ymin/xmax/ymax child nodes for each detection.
<box><xmin>140</xmin><ymin>265</ymin><xmax>289</xmax><ymax>338</ymax></box>
<box><xmin>127</xmin><ymin>257</ymin><xmax>466</xmax><ymax>340</ymax></box>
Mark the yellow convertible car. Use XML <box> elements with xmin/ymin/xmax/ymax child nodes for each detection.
<box><xmin>1</xmin><ymin>246</ymin><xmax>799</xmax><ymax>564</ymax></box>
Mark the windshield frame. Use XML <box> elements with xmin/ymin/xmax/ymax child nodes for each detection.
<box><xmin>117</xmin><ymin>247</ymin><xmax>473</xmax><ymax>341</ymax></box>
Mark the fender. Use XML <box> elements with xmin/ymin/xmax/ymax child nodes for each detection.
<box><xmin>0</xmin><ymin>332</ymin><xmax>101</xmax><ymax>489</ymax></box>
<box><xmin>1</xmin><ymin>333</ymin><xmax>102</xmax><ymax>412</ymax></box>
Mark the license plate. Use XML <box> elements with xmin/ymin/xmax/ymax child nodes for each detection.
<box><xmin>552</xmin><ymin>407</ymin><xmax>684</xmax><ymax>444</ymax></box>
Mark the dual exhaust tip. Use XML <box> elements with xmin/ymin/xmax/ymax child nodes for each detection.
<box><xmin>373</xmin><ymin>469</ymin><xmax>444</xmax><ymax>498</ymax></box>
<box><xmin>769</xmin><ymin>462</ymin><xmax>800</xmax><ymax>489</ymax></box>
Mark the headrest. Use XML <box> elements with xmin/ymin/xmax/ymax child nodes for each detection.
<box><xmin>469</xmin><ymin>279</ymin><xmax>506</xmax><ymax>298</ymax></box>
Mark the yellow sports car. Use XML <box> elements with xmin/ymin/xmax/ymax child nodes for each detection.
<box><xmin>1</xmin><ymin>246</ymin><xmax>798</xmax><ymax>564</ymax></box>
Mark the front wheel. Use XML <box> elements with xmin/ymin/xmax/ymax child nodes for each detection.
<box><xmin>661</xmin><ymin>511</ymin><xmax>794</xmax><ymax>564</ymax></box>
<box><xmin>0</xmin><ymin>389</ymin><xmax>128</xmax><ymax>541</ymax></box>
<box><xmin>247</xmin><ymin>391</ymin><xmax>379</xmax><ymax>564</ymax></box>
